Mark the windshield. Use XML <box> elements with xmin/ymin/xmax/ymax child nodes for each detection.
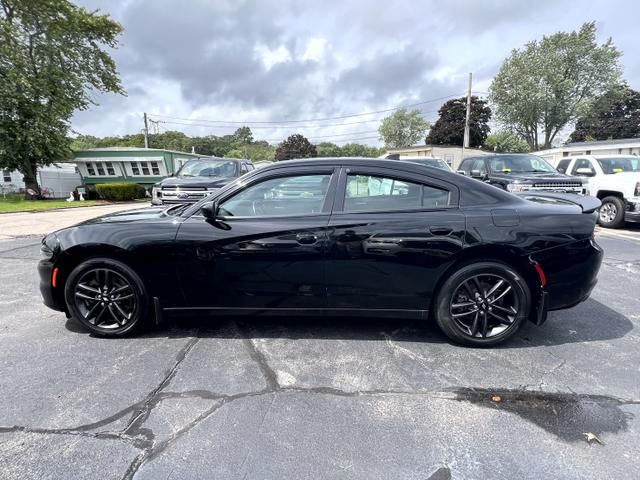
<box><xmin>406</xmin><ymin>159</ymin><xmax>452</xmax><ymax>171</ymax></box>
<box><xmin>487</xmin><ymin>155</ymin><xmax>556</xmax><ymax>174</ymax></box>
<box><xmin>177</xmin><ymin>159</ymin><xmax>238</xmax><ymax>178</ymax></box>
<box><xmin>596</xmin><ymin>156</ymin><xmax>640</xmax><ymax>174</ymax></box>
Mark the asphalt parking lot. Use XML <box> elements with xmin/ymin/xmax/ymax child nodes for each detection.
<box><xmin>1</xmin><ymin>223</ymin><xmax>639</xmax><ymax>479</ymax></box>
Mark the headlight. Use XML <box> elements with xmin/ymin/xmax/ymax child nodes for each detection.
<box><xmin>152</xmin><ymin>186</ymin><xmax>161</xmax><ymax>199</ymax></box>
<box><xmin>506</xmin><ymin>183</ymin><xmax>530</xmax><ymax>192</ymax></box>
<box><xmin>635</xmin><ymin>181</ymin><xmax>640</xmax><ymax>197</ymax></box>
<box><xmin>40</xmin><ymin>234</ymin><xmax>59</xmax><ymax>259</ymax></box>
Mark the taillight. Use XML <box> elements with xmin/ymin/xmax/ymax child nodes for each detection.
<box><xmin>533</xmin><ymin>262</ymin><xmax>547</xmax><ymax>287</ymax></box>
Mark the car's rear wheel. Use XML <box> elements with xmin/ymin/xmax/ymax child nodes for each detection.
<box><xmin>598</xmin><ymin>196</ymin><xmax>625</xmax><ymax>228</ymax></box>
<box><xmin>434</xmin><ymin>261</ymin><xmax>531</xmax><ymax>347</ymax></box>
<box><xmin>64</xmin><ymin>258</ymin><xmax>148</xmax><ymax>336</ymax></box>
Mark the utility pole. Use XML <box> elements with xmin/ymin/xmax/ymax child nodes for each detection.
<box><xmin>143</xmin><ymin>112</ymin><xmax>149</xmax><ymax>148</ymax></box>
<box><xmin>461</xmin><ymin>72</ymin><xmax>472</xmax><ymax>166</ymax></box>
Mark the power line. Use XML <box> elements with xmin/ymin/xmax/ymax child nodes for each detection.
<box><xmin>147</xmin><ymin>93</ymin><xmax>465</xmax><ymax>125</ymax></box>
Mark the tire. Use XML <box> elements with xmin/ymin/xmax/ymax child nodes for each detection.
<box><xmin>434</xmin><ymin>261</ymin><xmax>531</xmax><ymax>347</ymax></box>
<box><xmin>64</xmin><ymin>258</ymin><xmax>149</xmax><ymax>337</ymax></box>
<box><xmin>598</xmin><ymin>196</ymin><xmax>625</xmax><ymax>228</ymax></box>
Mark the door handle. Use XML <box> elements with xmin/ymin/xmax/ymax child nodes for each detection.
<box><xmin>296</xmin><ymin>233</ymin><xmax>318</xmax><ymax>245</ymax></box>
<box><xmin>429</xmin><ymin>226</ymin><xmax>453</xmax><ymax>236</ymax></box>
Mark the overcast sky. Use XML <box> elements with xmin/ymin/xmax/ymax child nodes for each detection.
<box><xmin>72</xmin><ymin>0</ymin><xmax>640</xmax><ymax>146</ymax></box>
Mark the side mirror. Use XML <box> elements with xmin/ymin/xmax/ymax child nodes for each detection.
<box><xmin>457</xmin><ymin>170</ymin><xmax>466</xmax><ymax>176</ymax></box>
<box><xmin>201</xmin><ymin>201</ymin><xmax>219</xmax><ymax>220</ymax></box>
<box><xmin>574</xmin><ymin>167</ymin><xmax>595</xmax><ymax>177</ymax></box>
<box><xmin>470</xmin><ymin>169</ymin><xmax>485</xmax><ymax>179</ymax></box>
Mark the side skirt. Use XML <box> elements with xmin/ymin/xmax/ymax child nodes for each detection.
<box><xmin>162</xmin><ymin>306</ymin><xmax>429</xmax><ymax>320</ymax></box>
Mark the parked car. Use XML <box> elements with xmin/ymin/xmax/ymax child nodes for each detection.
<box><xmin>458</xmin><ymin>154</ymin><xmax>587</xmax><ymax>194</ymax></box>
<box><xmin>151</xmin><ymin>157</ymin><xmax>254</xmax><ymax>205</ymax></box>
<box><xmin>398</xmin><ymin>156</ymin><xmax>453</xmax><ymax>172</ymax></box>
<box><xmin>39</xmin><ymin>158</ymin><xmax>602</xmax><ymax>346</ymax></box>
<box><xmin>555</xmin><ymin>154</ymin><xmax>640</xmax><ymax>228</ymax></box>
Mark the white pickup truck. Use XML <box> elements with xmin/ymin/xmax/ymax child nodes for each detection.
<box><xmin>555</xmin><ymin>155</ymin><xmax>640</xmax><ymax>228</ymax></box>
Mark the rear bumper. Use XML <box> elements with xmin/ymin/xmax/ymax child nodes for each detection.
<box><xmin>38</xmin><ymin>259</ymin><xmax>65</xmax><ymax>312</ymax></box>
<box><xmin>531</xmin><ymin>238</ymin><xmax>603</xmax><ymax>311</ymax></box>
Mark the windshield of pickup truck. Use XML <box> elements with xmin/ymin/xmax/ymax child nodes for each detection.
<box><xmin>405</xmin><ymin>158</ymin><xmax>452</xmax><ymax>171</ymax></box>
<box><xmin>596</xmin><ymin>156</ymin><xmax>640</xmax><ymax>174</ymax></box>
<box><xmin>177</xmin><ymin>159</ymin><xmax>238</xmax><ymax>178</ymax></box>
<box><xmin>487</xmin><ymin>155</ymin><xmax>556</xmax><ymax>174</ymax></box>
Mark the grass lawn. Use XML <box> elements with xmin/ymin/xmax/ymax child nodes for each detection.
<box><xmin>0</xmin><ymin>195</ymin><xmax>101</xmax><ymax>213</ymax></box>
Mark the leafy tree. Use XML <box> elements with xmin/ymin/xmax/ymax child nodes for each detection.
<box><xmin>570</xmin><ymin>86</ymin><xmax>640</xmax><ymax>142</ymax></box>
<box><xmin>483</xmin><ymin>131</ymin><xmax>530</xmax><ymax>153</ymax></box>
<box><xmin>378</xmin><ymin>108</ymin><xmax>429</xmax><ymax>148</ymax></box>
<box><xmin>426</xmin><ymin>96</ymin><xmax>491</xmax><ymax>147</ymax></box>
<box><xmin>489</xmin><ymin>22</ymin><xmax>622</xmax><ymax>150</ymax></box>
<box><xmin>275</xmin><ymin>134</ymin><xmax>317</xmax><ymax>160</ymax></box>
<box><xmin>231</xmin><ymin>126</ymin><xmax>253</xmax><ymax>145</ymax></box>
<box><xmin>225</xmin><ymin>143</ymin><xmax>275</xmax><ymax>161</ymax></box>
<box><xmin>316</xmin><ymin>142</ymin><xmax>383</xmax><ymax>157</ymax></box>
<box><xmin>0</xmin><ymin>0</ymin><xmax>124</xmax><ymax>196</ymax></box>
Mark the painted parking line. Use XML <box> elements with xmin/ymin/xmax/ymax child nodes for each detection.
<box><xmin>595</xmin><ymin>228</ymin><xmax>640</xmax><ymax>243</ymax></box>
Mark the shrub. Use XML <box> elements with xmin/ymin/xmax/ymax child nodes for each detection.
<box><xmin>95</xmin><ymin>182</ymin><xmax>146</xmax><ymax>201</ymax></box>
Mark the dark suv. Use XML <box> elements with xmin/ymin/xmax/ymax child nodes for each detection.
<box><xmin>458</xmin><ymin>154</ymin><xmax>586</xmax><ymax>194</ymax></box>
<box><xmin>151</xmin><ymin>157</ymin><xmax>254</xmax><ymax>205</ymax></box>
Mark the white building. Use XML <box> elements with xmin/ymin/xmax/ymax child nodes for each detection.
<box><xmin>1</xmin><ymin>163</ymin><xmax>81</xmax><ymax>198</ymax></box>
<box><xmin>536</xmin><ymin>138</ymin><xmax>640</xmax><ymax>166</ymax></box>
<box><xmin>384</xmin><ymin>145</ymin><xmax>490</xmax><ymax>169</ymax></box>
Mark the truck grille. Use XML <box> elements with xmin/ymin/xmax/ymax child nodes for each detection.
<box><xmin>160</xmin><ymin>187</ymin><xmax>215</xmax><ymax>203</ymax></box>
<box><xmin>531</xmin><ymin>182</ymin><xmax>582</xmax><ymax>188</ymax></box>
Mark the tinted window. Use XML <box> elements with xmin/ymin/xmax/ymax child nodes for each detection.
<box><xmin>219</xmin><ymin>174</ymin><xmax>331</xmax><ymax>217</ymax></box>
<box><xmin>179</xmin><ymin>159</ymin><xmax>238</xmax><ymax>178</ymax></box>
<box><xmin>471</xmin><ymin>159</ymin><xmax>487</xmax><ymax>176</ymax></box>
<box><xmin>459</xmin><ymin>159</ymin><xmax>473</xmax><ymax>175</ymax></box>
<box><xmin>556</xmin><ymin>159</ymin><xmax>571</xmax><ymax>174</ymax></box>
<box><xmin>344</xmin><ymin>174</ymin><xmax>450</xmax><ymax>212</ymax></box>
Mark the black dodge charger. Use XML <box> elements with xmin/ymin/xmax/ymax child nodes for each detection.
<box><xmin>39</xmin><ymin>158</ymin><xmax>603</xmax><ymax>346</ymax></box>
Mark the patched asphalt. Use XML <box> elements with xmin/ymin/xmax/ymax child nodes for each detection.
<box><xmin>1</xmin><ymin>227</ymin><xmax>639</xmax><ymax>479</ymax></box>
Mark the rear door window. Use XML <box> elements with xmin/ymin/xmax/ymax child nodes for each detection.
<box><xmin>556</xmin><ymin>159</ymin><xmax>571</xmax><ymax>174</ymax></box>
<box><xmin>344</xmin><ymin>174</ymin><xmax>451</xmax><ymax>212</ymax></box>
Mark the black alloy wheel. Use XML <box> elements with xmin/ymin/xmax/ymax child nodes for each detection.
<box><xmin>65</xmin><ymin>258</ymin><xmax>148</xmax><ymax>336</ymax></box>
<box><xmin>434</xmin><ymin>262</ymin><xmax>531</xmax><ymax>346</ymax></box>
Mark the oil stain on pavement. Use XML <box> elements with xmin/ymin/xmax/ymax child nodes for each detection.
<box><xmin>452</xmin><ymin>388</ymin><xmax>636</xmax><ymax>442</ymax></box>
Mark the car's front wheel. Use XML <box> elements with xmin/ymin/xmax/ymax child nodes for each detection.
<box><xmin>434</xmin><ymin>261</ymin><xmax>531</xmax><ymax>347</ymax></box>
<box><xmin>598</xmin><ymin>196</ymin><xmax>625</xmax><ymax>228</ymax></box>
<box><xmin>64</xmin><ymin>258</ymin><xmax>149</xmax><ymax>336</ymax></box>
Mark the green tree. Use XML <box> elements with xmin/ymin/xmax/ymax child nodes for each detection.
<box><xmin>378</xmin><ymin>108</ymin><xmax>429</xmax><ymax>148</ymax></box>
<box><xmin>231</xmin><ymin>126</ymin><xmax>253</xmax><ymax>145</ymax></box>
<box><xmin>275</xmin><ymin>134</ymin><xmax>317</xmax><ymax>161</ymax></box>
<box><xmin>225</xmin><ymin>143</ymin><xmax>275</xmax><ymax>161</ymax></box>
<box><xmin>316</xmin><ymin>142</ymin><xmax>342</xmax><ymax>157</ymax></box>
<box><xmin>0</xmin><ymin>0</ymin><xmax>124</xmax><ymax>196</ymax></box>
<box><xmin>426</xmin><ymin>96</ymin><xmax>492</xmax><ymax>147</ymax></box>
<box><xmin>483</xmin><ymin>131</ymin><xmax>530</xmax><ymax>153</ymax></box>
<box><xmin>489</xmin><ymin>22</ymin><xmax>622</xmax><ymax>150</ymax></box>
<box><xmin>570</xmin><ymin>85</ymin><xmax>640</xmax><ymax>142</ymax></box>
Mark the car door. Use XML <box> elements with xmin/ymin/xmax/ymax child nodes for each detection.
<box><xmin>174</xmin><ymin>166</ymin><xmax>338</xmax><ymax>311</ymax></box>
<box><xmin>325</xmin><ymin>166</ymin><xmax>465</xmax><ymax>312</ymax></box>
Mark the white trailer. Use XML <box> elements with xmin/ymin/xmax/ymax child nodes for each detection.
<box><xmin>1</xmin><ymin>163</ymin><xmax>81</xmax><ymax>198</ymax></box>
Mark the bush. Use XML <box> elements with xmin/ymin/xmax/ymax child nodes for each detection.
<box><xmin>95</xmin><ymin>182</ymin><xmax>146</xmax><ymax>201</ymax></box>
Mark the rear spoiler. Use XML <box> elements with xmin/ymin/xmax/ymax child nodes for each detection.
<box><xmin>517</xmin><ymin>193</ymin><xmax>601</xmax><ymax>213</ymax></box>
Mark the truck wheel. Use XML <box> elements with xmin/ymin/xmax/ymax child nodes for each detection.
<box><xmin>598</xmin><ymin>196</ymin><xmax>625</xmax><ymax>228</ymax></box>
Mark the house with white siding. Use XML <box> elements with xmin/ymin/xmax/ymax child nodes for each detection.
<box><xmin>536</xmin><ymin>138</ymin><xmax>640</xmax><ymax>166</ymax></box>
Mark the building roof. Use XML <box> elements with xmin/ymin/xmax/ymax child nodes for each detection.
<box><xmin>74</xmin><ymin>147</ymin><xmax>200</xmax><ymax>156</ymax></box>
<box><xmin>564</xmin><ymin>137</ymin><xmax>640</xmax><ymax>148</ymax></box>
<box><xmin>385</xmin><ymin>144</ymin><xmax>486</xmax><ymax>153</ymax></box>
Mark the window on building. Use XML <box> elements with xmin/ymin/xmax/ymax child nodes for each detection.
<box><xmin>105</xmin><ymin>162</ymin><xmax>116</xmax><ymax>176</ymax></box>
<box><xmin>131</xmin><ymin>162</ymin><xmax>140</xmax><ymax>175</ymax></box>
<box><xmin>3</xmin><ymin>170</ymin><xmax>11</xmax><ymax>182</ymax></box>
<box><xmin>150</xmin><ymin>161</ymin><xmax>160</xmax><ymax>175</ymax></box>
<box><xmin>86</xmin><ymin>163</ymin><xmax>96</xmax><ymax>176</ymax></box>
<box><xmin>96</xmin><ymin>164</ymin><xmax>105</xmax><ymax>176</ymax></box>
<box><xmin>141</xmin><ymin>162</ymin><xmax>150</xmax><ymax>175</ymax></box>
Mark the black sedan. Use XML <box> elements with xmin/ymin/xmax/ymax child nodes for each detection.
<box><xmin>39</xmin><ymin>158</ymin><xmax>603</xmax><ymax>346</ymax></box>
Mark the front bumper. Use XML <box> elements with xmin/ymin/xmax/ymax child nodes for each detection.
<box><xmin>625</xmin><ymin>200</ymin><xmax>640</xmax><ymax>223</ymax></box>
<box><xmin>38</xmin><ymin>259</ymin><xmax>65</xmax><ymax>312</ymax></box>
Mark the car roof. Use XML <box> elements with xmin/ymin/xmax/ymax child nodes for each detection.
<box><xmin>255</xmin><ymin>157</ymin><xmax>512</xmax><ymax>195</ymax></box>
